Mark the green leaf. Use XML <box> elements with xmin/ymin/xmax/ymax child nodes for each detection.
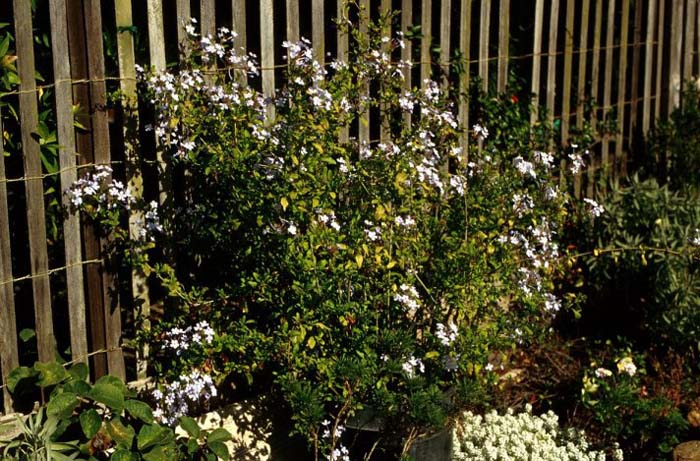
<box><xmin>63</xmin><ymin>379</ymin><xmax>91</xmax><ymax>396</ymax></box>
<box><xmin>143</xmin><ymin>445</ymin><xmax>175</xmax><ymax>461</ymax></box>
<box><xmin>179</xmin><ymin>416</ymin><xmax>201</xmax><ymax>438</ymax></box>
<box><xmin>112</xmin><ymin>449</ymin><xmax>137</xmax><ymax>461</ymax></box>
<box><xmin>68</xmin><ymin>362</ymin><xmax>89</xmax><ymax>381</ymax></box>
<box><xmin>18</xmin><ymin>328</ymin><xmax>35</xmax><ymax>342</ymax></box>
<box><xmin>207</xmin><ymin>440</ymin><xmax>230</xmax><ymax>460</ymax></box>
<box><xmin>206</xmin><ymin>428</ymin><xmax>232</xmax><ymax>443</ymax></box>
<box><xmin>125</xmin><ymin>399</ymin><xmax>154</xmax><ymax>424</ymax></box>
<box><xmin>107</xmin><ymin>419</ymin><xmax>135</xmax><ymax>449</ymax></box>
<box><xmin>137</xmin><ymin>424</ymin><xmax>173</xmax><ymax>451</ymax></box>
<box><xmin>47</xmin><ymin>392</ymin><xmax>78</xmax><ymax>419</ymax></box>
<box><xmin>87</xmin><ymin>382</ymin><xmax>125</xmax><ymax>412</ymax></box>
<box><xmin>79</xmin><ymin>408</ymin><xmax>101</xmax><ymax>439</ymax></box>
<box><xmin>34</xmin><ymin>361</ymin><xmax>67</xmax><ymax>388</ymax></box>
<box><xmin>6</xmin><ymin>366</ymin><xmax>38</xmax><ymax>393</ymax></box>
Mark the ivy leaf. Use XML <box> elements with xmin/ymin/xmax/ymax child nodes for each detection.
<box><xmin>6</xmin><ymin>366</ymin><xmax>38</xmax><ymax>393</ymax></box>
<box><xmin>138</xmin><ymin>424</ymin><xmax>174</xmax><ymax>451</ymax></box>
<box><xmin>18</xmin><ymin>328</ymin><xmax>35</xmax><ymax>342</ymax></box>
<box><xmin>107</xmin><ymin>419</ymin><xmax>136</xmax><ymax>449</ymax></box>
<box><xmin>68</xmin><ymin>362</ymin><xmax>89</xmax><ymax>381</ymax></box>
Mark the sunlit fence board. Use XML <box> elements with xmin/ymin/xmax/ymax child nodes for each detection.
<box><xmin>312</xmin><ymin>0</ymin><xmax>325</xmax><ymax>63</ymax></box>
<box><xmin>655</xmin><ymin>0</ymin><xmax>665</xmax><ymax>120</ymax></box>
<box><xmin>531</xmin><ymin>0</ymin><xmax>545</xmax><ymax>124</ymax></box>
<box><xmin>497</xmin><ymin>0</ymin><xmax>509</xmax><ymax>92</ymax></box>
<box><xmin>546</xmin><ymin>0</ymin><xmax>560</xmax><ymax>125</ymax></box>
<box><xmin>561</xmin><ymin>0</ymin><xmax>575</xmax><ymax>144</ymax></box>
<box><xmin>601</xmin><ymin>0</ymin><xmax>616</xmax><ymax>176</ymax></box>
<box><xmin>616</xmin><ymin>0</ymin><xmax>631</xmax><ymax>177</ymax></box>
<box><xmin>459</xmin><ymin>0</ymin><xmax>473</xmax><ymax>154</ymax></box>
<box><xmin>422</xmin><ymin>0</ymin><xmax>433</xmax><ymax>86</ymax></box>
<box><xmin>49</xmin><ymin>0</ymin><xmax>88</xmax><ymax>367</ymax></box>
<box><xmin>287</xmin><ymin>0</ymin><xmax>300</xmax><ymax>43</ymax></box>
<box><xmin>643</xmin><ymin>0</ymin><xmax>657</xmax><ymax>133</ymax></box>
<box><xmin>669</xmin><ymin>0</ymin><xmax>684</xmax><ymax>111</ymax></box>
<box><xmin>13</xmin><ymin>0</ymin><xmax>55</xmax><ymax>364</ymax></box>
<box><xmin>479</xmin><ymin>0</ymin><xmax>491</xmax><ymax>90</ymax></box>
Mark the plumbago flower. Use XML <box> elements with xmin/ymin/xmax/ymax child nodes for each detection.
<box><xmin>136</xmin><ymin>13</ymin><xmax>592</xmax><ymax>459</ymax></box>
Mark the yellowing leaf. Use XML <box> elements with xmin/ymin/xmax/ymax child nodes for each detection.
<box><xmin>307</xmin><ymin>337</ymin><xmax>316</xmax><ymax>349</ymax></box>
<box><xmin>355</xmin><ymin>255</ymin><xmax>364</xmax><ymax>268</ymax></box>
<box><xmin>386</xmin><ymin>261</ymin><xmax>396</xmax><ymax>269</ymax></box>
<box><xmin>281</xmin><ymin>197</ymin><xmax>289</xmax><ymax>211</ymax></box>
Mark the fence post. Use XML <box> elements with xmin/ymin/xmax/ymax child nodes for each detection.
<box><xmin>261</xmin><ymin>0</ymin><xmax>275</xmax><ymax>120</ymax></box>
<box><xmin>601</xmin><ymin>0</ymin><xmax>616</xmax><ymax>182</ymax></box>
<box><xmin>615</xmin><ymin>0</ymin><xmax>631</xmax><ymax>179</ymax></box>
<box><xmin>459</xmin><ymin>0</ymin><xmax>473</xmax><ymax>157</ymax></box>
<box><xmin>669</xmin><ymin>0</ymin><xmax>684</xmax><ymax>112</ymax></box>
<box><xmin>497</xmin><ymin>0</ymin><xmax>509</xmax><ymax>93</ymax></box>
<box><xmin>13</xmin><ymin>0</ymin><xmax>55</xmax><ymax>364</ymax></box>
<box><xmin>312</xmin><ymin>0</ymin><xmax>325</xmax><ymax>63</ymax></box>
<box><xmin>530</xmin><ymin>0</ymin><xmax>545</xmax><ymax>124</ymax></box>
<box><xmin>479</xmin><ymin>0</ymin><xmax>491</xmax><ymax>91</ymax></box>
<box><xmin>643</xmin><ymin>0</ymin><xmax>657</xmax><ymax>134</ymax></box>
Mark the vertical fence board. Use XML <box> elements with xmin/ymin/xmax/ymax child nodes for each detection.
<box><xmin>590</xmin><ymin>0</ymin><xmax>603</xmax><ymax>133</ymax></box>
<box><xmin>643</xmin><ymin>0</ymin><xmax>657</xmax><ymax>133</ymax></box>
<box><xmin>402</xmin><ymin>0</ymin><xmax>413</xmax><ymax>128</ymax></box>
<box><xmin>201</xmin><ymin>0</ymin><xmax>216</xmax><ymax>37</ymax></box>
<box><xmin>497</xmin><ymin>0</ymin><xmax>509</xmax><ymax>92</ymax></box>
<box><xmin>561</xmin><ymin>0</ymin><xmax>575</xmax><ymax>143</ymax></box>
<box><xmin>261</xmin><ymin>0</ymin><xmax>275</xmax><ymax>119</ymax></box>
<box><xmin>359</xmin><ymin>0</ymin><xmax>370</xmax><ymax>143</ymax></box>
<box><xmin>655</xmin><ymin>0</ymin><xmax>665</xmax><ymax>120</ymax></box>
<box><xmin>479</xmin><ymin>0</ymin><xmax>491</xmax><ymax>90</ymax></box>
<box><xmin>115</xmin><ymin>0</ymin><xmax>151</xmax><ymax>381</ymax></box>
<box><xmin>312</xmin><ymin>0</ymin><xmax>325</xmax><ymax>62</ymax></box>
<box><xmin>576</xmin><ymin>0</ymin><xmax>590</xmax><ymax>127</ymax></box>
<box><xmin>531</xmin><ymin>0</ymin><xmax>545</xmax><ymax>123</ymax></box>
<box><xmin>669</xmin><ymin>0</ymin><xmax>684</xmax><ymax>111</ymax></box>
<box><xmin>66</xmin><ymin>0</ymin><xmax>107</xmax><ymax>378</ymax></box>
<box><xmin>233</xmin><ymin>0</ymin><xmax>248</xmax><ymax>85</ymax></box>
<box><xmin>49</xmin><ymin>0</ymin><xmax>88</xmax><ymax>366</ymax></box>
<box><xmin>684</xmin><ymin>0</ymin><xmax>696</xmax><ymax>82</ymax></box>
<box><xmin>0</xmin><ymin>110</ymin><xmax>18</xmax><ymax>411</ymax></box>
<box><xmin>440</xmin><ymin>0</ymin><xmax>452</xmax><ymax>87</ymax></box>
<box><xmin>84</xmin><ymin>0</ymin><xmax>125</xmax><ymax>380</ymax></box>
<box><xmin>546</xmin><ymin>0</ymin><xmax>560</xmax><ymax>124</ymax></box>
<box><xmin>380</xmin><ymin>0</ymin><xmax>392</xmax><ymax>142</ymax></box>
<box><xmin>628</xmin><ymin>0</ymin><xmax>643</xmax><ymax>148</ymax></box>
<box><xmin>287</xmin><ymin>0</ymin><xmax>300</xmax><ymax>43</ymax></box>
<box><xmin>459</xmin><ymin>0</ymin><xmax>472</xmax><ymax>155</ymax></box>
<box><xmin>615</xmin><ymin>0</ymin><xmax>630</xmax><ymax>177</ymax></box>
<box><xmin>601</xmin><ymin>0</ymin><xmax>616</xmax><ymax>175</ymax></box>
<box><xmin>177</xmin><ymin>0</ymin><xmax>191</xmax><ymax>48</ymax></box>
<box><xmin>338</xmin><ymin>0</ymin><xmax>349</xmax><ymax>143</ymax></box>
<box><xmin>422</xmin><ymin>0</ymin><xmax>433</xmax><ymax>86</ymax></box>
<box><xmin>13</xmin><ymin>0</ymin><xmax>55</xmax><ymax>363</ymax></box>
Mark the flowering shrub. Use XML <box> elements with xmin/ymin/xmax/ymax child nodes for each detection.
<box><xmin>451</xmin><ymin>406</ymin><xmax>622</xmax><ymax>461</ymax></box>
<box><xmin>60</xmin><ymin>9</ymin><xmax>608</xmax><ymax>458</ymax></box>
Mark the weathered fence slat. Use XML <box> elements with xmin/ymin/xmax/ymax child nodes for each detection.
<box><xmin>421</xmin><ymin>0</ymin><xmax>433</xmax><ymax>86</ymax></box>
<box><xmin>561</xmin><ymin>0</ymin><xmax>576</xmax><ymax>144</ymax></box>
<box><xmin>359</xmin><ymin>0</ymin><xmax>370</xmax><ymax>144</ymax></box>
<box><xmin>669</xmin><ymin>0</ymin><xmax>684</xmax><ymax>111</ymax></box>
<box><xmin>615</xmin><ymin>0</ymin><xmax>631</xmax><ymax>178</ymax></box>
<box><xmin>261</xmin><ymin>0</ymin><xmax>275</xmax><ymax>121</ymax></box>
<box><xmin>546</xmin><ymin>0</ymin><xmax>560</xmax><ymax>124</ymax></box>
<box><xmin>497</xmin><ymin>0</ymin><xmax>509</xmax><ymax>92</ymax></box>
<box><xmin>402</xmin><ymin>0</ymin><xmax>413</xmax><ymax>127</ymax></box>
<box><xmin>440</xmin><ymin>0</ymin><xmax>452</xmax><ymax>87</ymax></box>
<box><xmin>0</xmin><ymin>109</ymin><xmax>19</xmax><ymax>411</ymax></box>
<box><xmin>459</xmin><ymin>0</ymin><xmax>473</xmax><ymax>155</ymax></box>
<box><xmin>232</xmin><ymin>0</ymin><xmax>247</xmax><ymax>85</ymax></box>
<box><xmin>628</xmin><ymin>0</ymin><xmax>643</xmax><ymax>148</ymax></box>
<box><xmin>479</xmin><ymin>0</ymin><xmax>491</xmax><ymax>90</ymax></box>
<box><xmin>115</xmin><ymin>0</ymin><xmax>151</xmax><ymax>381</ymax></box>
<box><xmin>381</xmin><ymin>0</ymin><xmax>392</xmax><ymax>143</ymax></box>
<box><xmin>287</xmin><ymin>0</ymin><xmax>300</xmax><ymax>43</ymax></box>
<box><xmin>201</xmin><ymin>0</ymin><xmax>216</xmax><ymax>37</ymax></box>
<box><xmin>85</xmin><ymin>0</ymin><xmax>125</xmax><ymax>380</ymax></box>
<box><xmin>576</xmin><ymin>0</ymin><xmax>591</xmax><ymax>128</ymax></box>
<box><xmin>655</xmin><ymin>0</ymin><xmax>665</xmax><ymax>120</ymax></box>
<box><xmin>176</xmin><ymin>0</ymin><xmax>191</xmax><ymax>49</ymax></box>
<box><xmin>601</xmin><ymin>0</ymin><xmax>616</xmax><ymax>176</ymax></box>
<box><xmin>13</xmin><ymin>0</ymin><xmax>55</xmax><ymax>364</ymax></box>
<box><xmin>49</xmin><ymin>0</ymin><xmax>88</xmax><ymax>366</ymax></box>
<box><xmin>66</xmin><ymin>0</ymin><xmax>107</xmax><ymax>378</ymax></box>
<box><xmin>312</xmin><ymin>0</ymin><xmax>325</xmax><ymax>63</ymax></box>
<box><xmin>588</xmin><ymin>0</ymin><xmax>603</xmax><ymax>197</ymax></box>
<box><xmin>684</xmin><ymin>0</ymin><xmax>697</xmax><ymax>82</ymax></box>
<box><xmin>338</xmin><ymin>0</ymin><xmax>349</xmax><ymax>143</ymax></box>
<box><xmin>643</xmin><ymin>0</ymin><xmax>657</xmax><ymax>133</ymax></box>
<box><xmin>530</xmin><ymin>0</ymin><xmax>545</xmax><ymax>124</ymax></box>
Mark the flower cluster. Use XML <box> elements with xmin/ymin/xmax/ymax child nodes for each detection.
<box><xmin>452</xmin><ymin>406</ymin><xmax>621</xmax><ymax>461</ymax></box>
<box><xmin>66</xmin><ymin>165</ymin><xmax>133</xmax><ymax>212</ymax></box>
<box><xmin>436</xmin><ymin>322</ymin><xmax>458</xmax><ymax>347</ymax></box>
<box><xmin>152</xmin><ymin>370</ymin><xmax>218</xmax><ymax>425</ymax></box>
<box><xmin>393</xmin><ymin>283</ymin><xmax>421</xmax><ymax>315</ymax></box>
<box><xmin>583</xmin><ymin>198</ymin><xmax>605</xmax><ymax>217</ymax></box>
<box><xmin>321</xmin><ymin>419</ymin><xmax>350</xmax><ymax>461</ymax></box>
<box><xmin>161</xmin><ymin>321</ymin><xmax>216</xmax><ymax>356</ymax></box>
<box><xmin>401</xmin><ymin>355</ymin><xmax>425</xmax><ymax>378</ymax></box>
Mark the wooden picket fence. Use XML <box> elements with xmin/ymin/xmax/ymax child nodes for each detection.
<box><xmin>0</xmin><ymin>0</ymin><xmax>698</xmax><ymax>413</ymax></box>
